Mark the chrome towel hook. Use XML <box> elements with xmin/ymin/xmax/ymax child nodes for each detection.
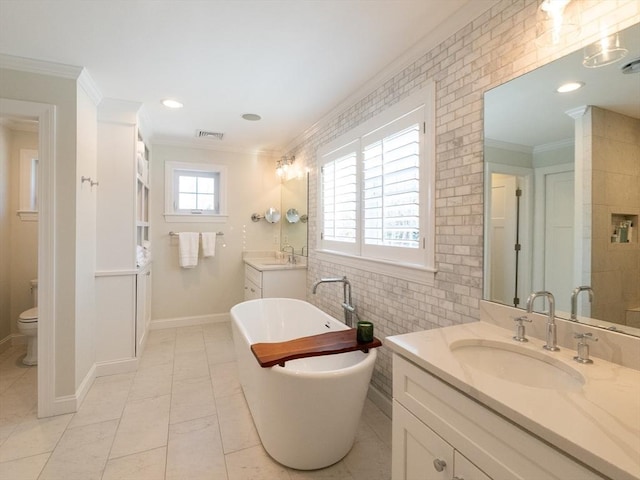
<box><xmin>81</xmin><ymin>176</ymin><xmax>99</xmax><ymax>187</ymax></box>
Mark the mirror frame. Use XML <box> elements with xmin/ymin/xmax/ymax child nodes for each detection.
<box><xmin>482</xmin><ymin>22</ymin><xmax>640</xmax><ymax>337</ymax></box>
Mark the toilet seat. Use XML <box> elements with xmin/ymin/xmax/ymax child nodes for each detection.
<box><xmin>19</xmin><ymin>307</ymin><xmax>38</xmax><ymax>322</ymax></box>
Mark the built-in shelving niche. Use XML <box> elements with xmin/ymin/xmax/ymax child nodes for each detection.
<box><xmin>610</xmin><ymin>212</ymin><xmax>638</xmax><ymax>245</ymax></box>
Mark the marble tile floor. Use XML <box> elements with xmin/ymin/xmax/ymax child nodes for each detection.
<box><xmin>0</xmin><ymin>323</ymin><xmax>391</xmax><ymax>480</ymax></box>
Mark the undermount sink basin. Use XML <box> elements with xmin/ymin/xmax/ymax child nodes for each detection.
<box><xmin>450</xmin><ymin>339</ymin><xmax>585</xmax><ymax>391</ymax></box>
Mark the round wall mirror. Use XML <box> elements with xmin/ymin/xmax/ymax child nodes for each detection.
<box><xmin>286</xmin><ymin>208</ymin><xmax>300</xmax><ymax>223</ymax></box>
<box><xmin>264</xmin><ymin>207</ymin><xmax>281</xmax><ymax>223</ymax></box>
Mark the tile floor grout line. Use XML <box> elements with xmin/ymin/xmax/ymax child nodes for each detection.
<box><xmin>98</xmin><ymin>376</ymin><xmax>134</xmax><ymax>479</ymax></box>
<box><xmin>163</xmin><ymin>328</ymin><xmax>178</xmax><ymax>480</ymax></box>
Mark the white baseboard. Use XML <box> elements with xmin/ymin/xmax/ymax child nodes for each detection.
<box><xmin>75</xmin><ymin>363</ymin><xmax>96</xmax><ymax>410</ymax></box>
<box><xmin>368</xmin><ymin>384</ymin><xmax>392</xmax><ymax>419</ymax></box>
<box><xmin>47</xmin><ymin>394</ymin><xmax>78</xmax><ymax>417</ymax></box>
<box><xmin>0</xmin><ymin>334</ymin><xmax>13</xmax><ymax>354</ymax></box>
<box><xmin>95</xmin><ymin>357</ymin><xmax>138</xmax><ymax>377</ymax></box>
<box><xmin>150</xmin><ymin>312</ymin><xmax>230</xmax><ymax>330</ymax></box>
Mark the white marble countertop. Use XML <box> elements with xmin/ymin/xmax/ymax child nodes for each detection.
<box><xmin>385</xmin><ymin>321</ymin><xmax>640</xmax><ymax>480</ymax></box>
<box><xmin>244</xmin><ymin>257</ymin><xmax>307</xmax><ymax>272</ymax></box>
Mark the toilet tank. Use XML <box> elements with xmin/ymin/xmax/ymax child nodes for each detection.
<box><xmin>30</xmin><ymin>279</ymin><xmax>38</xmax><ymax>307</ymax></box>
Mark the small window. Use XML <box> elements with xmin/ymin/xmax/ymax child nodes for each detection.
<box><xmin>165</xmin><ymin>161</ymin><xmax>227</xmax><ymax>223</ymax></box>
<box><xmin>174</xmin><ymin>170</ymin><xmax>219</xmax><ymax>213</ymax></box>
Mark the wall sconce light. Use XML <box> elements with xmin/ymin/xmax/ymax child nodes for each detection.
<box><xmin>535</xmin><ymin>0</ymin><xmax>580</xmax><ymax>47</ymax></box>
<box><xmin>583</xmin><ymin>31</ymin><xmax>628</xmax><ymax>68</ymax></box>
<box><xmin>276</xmin><ymin>155</ymin><xmax>295</xmax><ymax>178</ymax></box>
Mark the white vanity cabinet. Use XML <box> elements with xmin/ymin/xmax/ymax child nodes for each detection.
<box><xmin>244</xmin><ymin>265</ymin><xmax>262</xmax><ymax>300</ymax></box>
<box><xmin>393</xmin><ymin>399</ymin><xmax>490</xmax><ymax>480</ymax></box>
<box><xmin>392</xmin><ymin>354</ymin><xmax>604</xmax><ymax>480</ymax></box>
<box><xmin>244</xmin><ymin>263</ymin><xmax>306</xmax><ymax>300</ymax></box>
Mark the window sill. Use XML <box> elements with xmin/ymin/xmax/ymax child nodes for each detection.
<box><xmin>164</xmin><ymin>213</ymin><xmax>228</xmax><ymax>223</ymax></box>
<box><xmin>315</xmin><ymin>249</ymin><xmax>436</xmax><ymax>286</ymax></box>
<box><xmin>17</xmin><ymin>210</ymin><xmax>38</xmax><ymax>222</ymax></box>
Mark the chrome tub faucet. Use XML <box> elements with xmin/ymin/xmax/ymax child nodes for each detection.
<box><xmin>312</xmin><ymin>276</ymin><xmax>356</xmax><ymax>327</ymax></box>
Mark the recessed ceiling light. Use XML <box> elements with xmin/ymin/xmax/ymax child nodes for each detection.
<box><xmin>242</xmin><ymin>113</ymin><xmax>261</xmax><ymax>121</ymax></box>
<box><xmin>162</xmin><ymin>99</ymin><xmax>183</xmax><ymax>109</ymax></box>
<box><xmin>556</xmin><ymin>81</ymin><xmax>584</xmax><ymax>93</ymax></box>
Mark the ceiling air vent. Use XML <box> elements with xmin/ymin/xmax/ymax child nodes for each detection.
<box><xmin>196</xmin><ymin>130</ymin><xmax>224</xmax><ymax>140</ymax></box>
<box><xmin>621</xmin><ymin>56</ymin><xmax>640</xmax><ymax>74</ymax></box>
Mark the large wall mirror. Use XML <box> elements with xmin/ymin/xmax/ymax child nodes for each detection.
<box><xmin>484</xmin><ymin>22</ymin><xmax>640</xmax><ymax>336</ymax></box>
<box><xmin>280</xmin><ymin>173</ymin><xmax>308</xmax><ymax>256</ymax></box>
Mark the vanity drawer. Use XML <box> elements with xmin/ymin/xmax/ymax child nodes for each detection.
<box><xmin>393</xmin><ymin>355</ymin><xmax>605</xmax><ymax>480</ymax></box>
<box><xmin>244</xmin><ymin>264</ymin><xmax>262</xmax><ymax>288</ymax></box>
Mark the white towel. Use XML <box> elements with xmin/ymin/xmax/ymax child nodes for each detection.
<box><xmin>201</xmin><ymin>232</ymin><xmax>217</xmax><ymax>258</ymax></box>
<box><xmin>178</xmin><ymin>232</ymin><xmax>199</xmax><ymax>268</ymax></box>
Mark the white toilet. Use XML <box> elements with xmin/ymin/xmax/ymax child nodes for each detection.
<box><xmin>17</xmin><ymin>279</ymin><xmax>38</xmax><ymax>366</ymax></box>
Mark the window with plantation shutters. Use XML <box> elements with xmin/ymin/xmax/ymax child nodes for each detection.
<box><xmin>363</xmin><ymin>115</ymin><xmax>421</xmax><ymax>259</ymax></box>
<box><xmin>318</xmin><ymin>84</ymin><xmax>435</xmax><ymax>277</ymax></box>
<box><xmin>322</xmin><ymin>150</ymin><xmax>357</xmax><ymax>243</ymax></box>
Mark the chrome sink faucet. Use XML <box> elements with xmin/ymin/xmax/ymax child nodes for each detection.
<box><xmin>526</xmin><ymin>291</ymin><xmax>560</xmax><ymax>351</ymax></box>
<box><xmin>282</xmin><ymin>245</ymin><xmax>296</xmax><ymax>264</ymax></box>
<box><xmin>570</xmin><ymin>286</ymin><xmax>593</xmax><ymax>321</ymax></box>
<box><xmin>312</xmin><ymin>276</ymin><xmax>355</xmax><ymax>327</ymax></box>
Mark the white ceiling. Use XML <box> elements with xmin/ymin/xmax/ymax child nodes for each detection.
<box><xmin>0</xmin><ymin>0</ymin><xmax>496</xmax><ymax>153</ymax></box>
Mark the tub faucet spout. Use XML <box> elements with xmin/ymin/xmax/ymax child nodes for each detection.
<box><xmin>312</xmin><ymin>276</ymin><xmax>355</xmax><ymax>327</ymax></box>
<box><xmin>570</xmin><ymin>286</ymin><xmax>593</xmax><ymax>321</ymax></box>
<box><xmin>526</xmin><ymin>291</ymin><xmax>559</xmax><ymax>351</ymax></box>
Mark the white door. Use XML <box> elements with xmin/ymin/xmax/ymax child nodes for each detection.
<box><xmin>544</xmin><ymin>171</ymin><xmax>574</xmax><ymax>313</ymax></box>
<box><xmin>488</xmin><ymin>174</ymin><xmax>518</xmax><ymax>306</ymax></box>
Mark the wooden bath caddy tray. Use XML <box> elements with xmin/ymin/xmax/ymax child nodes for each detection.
<box><xmin>250</xmin><ymin>329</ymin><xmax>382</xmax><ymax>368</ymax></box>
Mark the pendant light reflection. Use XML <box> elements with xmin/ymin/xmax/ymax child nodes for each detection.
<box><xmin>535</xmin><ymin>0</ymin><xmax>580</xmax><ymax>48</ymax></box>
<box><xmin>583</xmin><ymin>32</ymin><xmax>628</xmax><ymax>68</ymax></box>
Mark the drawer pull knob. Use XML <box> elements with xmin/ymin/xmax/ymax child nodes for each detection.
<box><xmin>433</xmin><ymin>458</ymin><xmax>447</xmax><ymax>472</ymax></box>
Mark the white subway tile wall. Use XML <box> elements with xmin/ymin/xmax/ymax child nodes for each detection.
<box><xmin>292</xmin><ymin>0</ymin><xmax>640</xmax><ymax>400</ymax></box>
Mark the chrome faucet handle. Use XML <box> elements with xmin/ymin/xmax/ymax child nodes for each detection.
<box><xmin>512</xmin><ymin>316</ymin><xmax>532</xmax><ymax>342</ymax></box>
<box><xmin>573</xmin><ymin>332</ymin><xmax>598</xmax><ymax>364</ymax></box>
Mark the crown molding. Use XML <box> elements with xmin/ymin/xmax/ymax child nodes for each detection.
<box><xmin>78</xmin><ymin>68</ymin><xmax>102</xmax><ymax>106</ymax></box>
<box><xmin>0</xmin><ymin>53</ymin><xmax>82</xmax><ymax>79</ymax></box>
<box><xmin>565</xmin><ymin>105</ymin><xmax>589</xmax><ymax>119</ymax></box>
<box><xmin>532</xmin><ymin>138</ymin><xmax>574</xmax><ymax>154</ymax></box>
<box><xmin>484</xmin><ymin>138</ymin><xmax>533</xmax><ymax>154</ymax></box>
<box><xmin>0</xmin><ymin>54</ymin><xmax>103</xmax><ymax>105</ymax></box>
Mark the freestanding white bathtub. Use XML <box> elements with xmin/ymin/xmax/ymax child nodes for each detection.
<box><xmin>230</xmin><ymin>298</ymin><xmax>377</xmax><ymax>470</ymax></box>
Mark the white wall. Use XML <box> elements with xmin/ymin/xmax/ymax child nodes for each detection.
<box><xmin>1</xmin><ymin>67</ymin><xmax>81</xmax><ymax>399</ymax></box>
<box><xmin>74</xmin><ymin>86</ymin><xmax>98</xmax><ymax>386</ymax></box>
<box><xmin>0</xmin><ymin>124</ymin><xmax>11</xmax><ymax>345</ymax></box>
<box><xmin>533</xmin><ymin>144</ymin><xmax>573</xmax><ymax>168</ymax></box>
<box><xmin>150</xmin><ymin>145</ymin><xmax>279</xmax><ymax>323</ymax></box>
